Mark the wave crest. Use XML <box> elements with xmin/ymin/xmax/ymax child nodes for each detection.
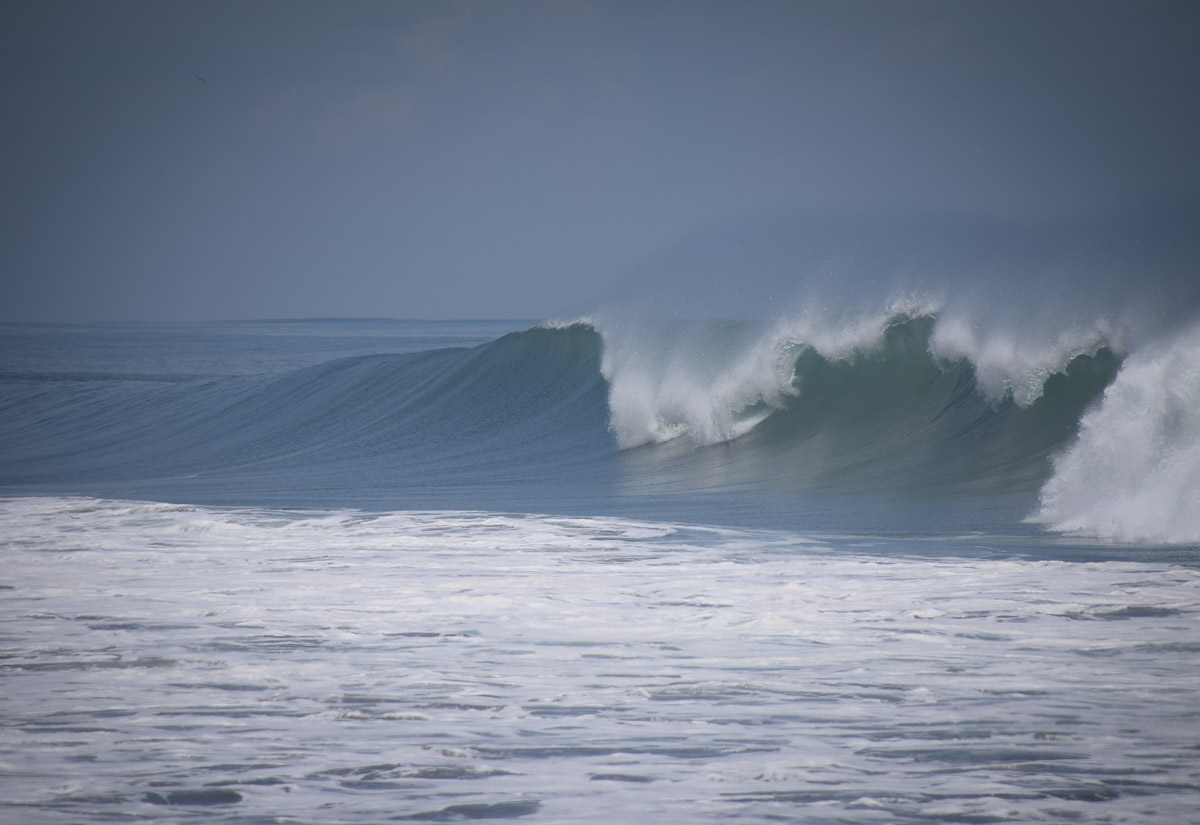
<box><xmin>596</xmin><ymin>302</ymin><xmax>1117</xmax><ymax>450</ymax></box>
<box><xmin>600</xmin><ymin>318</ymin><xmax>799</xmax><ymax>448</ymax></box>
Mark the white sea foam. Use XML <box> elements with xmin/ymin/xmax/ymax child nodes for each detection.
<box><xmin>2</xmin><ymin>497</ymin><xmax>1199</xmax><ymax>823</ymax></box>
<box><xmin>1033</xmin><ymin>321</ymin><xmax>1200</xmax><ymax>544</ymax></box>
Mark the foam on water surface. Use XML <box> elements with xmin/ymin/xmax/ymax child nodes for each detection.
<box><xmin>3</xmin><ymin>497</ymin><xmax>1199</xmax><ymax>823</ymax></box>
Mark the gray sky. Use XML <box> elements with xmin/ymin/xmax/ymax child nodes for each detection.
<box><xmin>2</xmin><ymin>0</ymin><xmax>1198</xmax><ymax>322</ymax></box>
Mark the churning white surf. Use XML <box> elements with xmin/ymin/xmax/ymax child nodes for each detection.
<box><xmin>1033</xmin><ymin>321</ymin><xmax>1200</xmax><ymax>544</ymax></box>
<box><xmin>3</xmin><ymin>496</ymin><xmax>1200</xmax><ymax>823</ymax></box>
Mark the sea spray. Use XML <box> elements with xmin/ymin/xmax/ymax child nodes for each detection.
<box><xmin>1033</xmin><ymin>321</ymin><xmax>1200</xmax><ymax>544</ymax></box>
<box><xmin>592</xmin><ymin>206</ymin><xmax>1199</xmax><ymax>537</ymax></box>
<box><xmin>595</xmin><ymin>300</ymin><xmax>1118</xmax><ymax>448</ymax></box>
<box><xmin>598</xmin><ymin>317</ymin><xmax>800</xmax><ymax>448</ymax></box>
<box><xmin>927</xmin><ymin>313</ymin><xmax>1120</xmax><ymax>406</ymax></box>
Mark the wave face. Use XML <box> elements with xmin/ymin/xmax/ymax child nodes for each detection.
<box><xmin>0</xmin><ymin>322</ymin><xmax>615</xmax><ymax>511</ymax></box>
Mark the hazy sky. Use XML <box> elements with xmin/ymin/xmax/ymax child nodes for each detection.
<box><xmin>3</xmin><ymin>0</ymin><xmax>1198</xmax><ymax>321</ymax></box>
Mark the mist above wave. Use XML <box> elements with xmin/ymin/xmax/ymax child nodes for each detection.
<box><xmin>592</xmin><ymin>206</ymin><xmax>1200</xmax><ymax>543</ymax></box>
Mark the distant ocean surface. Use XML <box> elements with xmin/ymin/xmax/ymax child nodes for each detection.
<box><xmin>2</xmin><ymin>310</ymin><xmax>1199</xmax><ymax>823</ymax></box>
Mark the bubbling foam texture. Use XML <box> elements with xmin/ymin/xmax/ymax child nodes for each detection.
<box><xmin>1033</xmin><ymin>322</ymin><xmax>1200</xmax><ymax>545</ymax></box>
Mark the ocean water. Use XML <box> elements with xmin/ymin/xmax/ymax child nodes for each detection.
<box><xmin>2</xmin><ymin>268</ymin><xmax>1200</xmax><ymax>821</ymax></box>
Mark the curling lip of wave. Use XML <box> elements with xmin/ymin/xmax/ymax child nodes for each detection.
<box><xmin>596</xmin><ymin>305</ymin><xmax>1120</xmax><ymax>450</ymax></box>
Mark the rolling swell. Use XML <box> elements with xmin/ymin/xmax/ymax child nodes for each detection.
<box><xmin>0</xmin><ymin>324</ymin><xmax>615</xmax><ymax>508</ymax></box>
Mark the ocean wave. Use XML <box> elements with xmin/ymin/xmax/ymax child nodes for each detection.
<box><xmin>594</xmin><ymin>301</ymin><xmax>1200</xmax><ymax>543</ymax></box>
<box><xmin>587</xmin><ymin>202</ymin><xmax>1200</xmax><ymax>544</ymax></box>
<box><xmin>2</xmin><ymin>299</ymin><xmax>1197</xmax><ymax>544</ymax></box>
<box><xmin>595</xmin><ymin>303</ymin><xmax>1118</xmax><ymax>450</ymax></box>
<box><xmin>1032</xmin><ymin>321</ymin><xmax>1200</xmax><ymax>544</ymax></box>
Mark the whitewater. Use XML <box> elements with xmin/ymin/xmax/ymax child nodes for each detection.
<box><xmin>2</xmin><ymin>213</ymin><xmax>1200</xmax><ymax>822</ymax></box>
<box><xmin>3</xmin><ymin>497</ymin><xmax>1199</xmax><ymax>824</ymax></box>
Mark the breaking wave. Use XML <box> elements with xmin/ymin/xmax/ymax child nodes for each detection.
<box><xmin>1032</xmin><ymin>321</ymin><xmax>1200</xmax><ymax>544</ymax></box>
<box><xmin>2</xmin><ymin>211</ymin><xmax>1198</xmax><ymax>544</ymax></box>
